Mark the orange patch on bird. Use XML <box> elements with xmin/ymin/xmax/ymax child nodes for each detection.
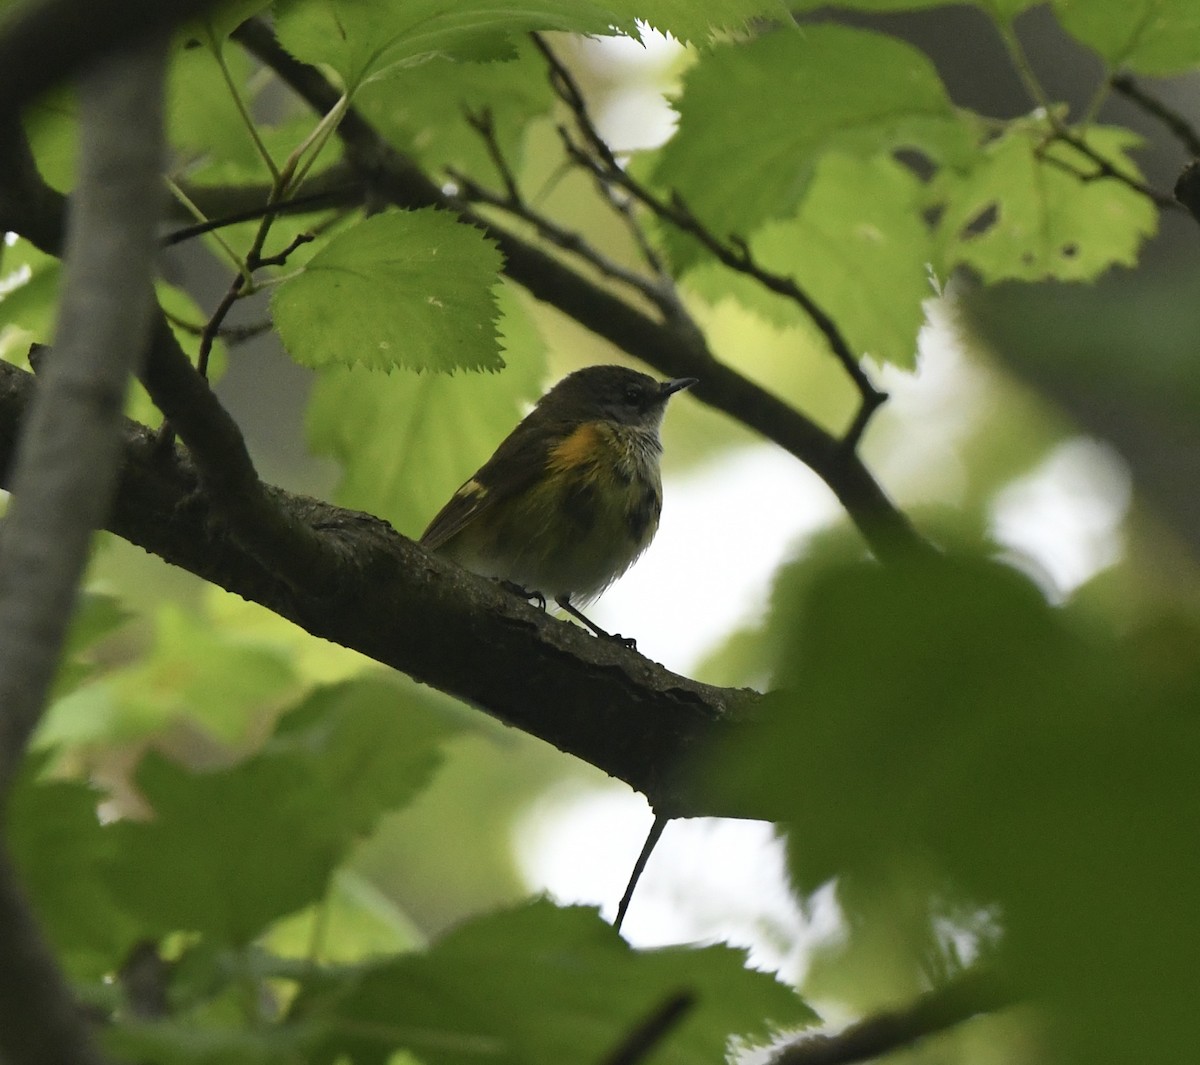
<box><xmin>547</xmin><ymin>421</ymin><xmax>602</xmax><ymax>472</ymax></box>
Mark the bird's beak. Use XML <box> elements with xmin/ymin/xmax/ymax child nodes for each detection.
<box><xmin>660</xmin><ymin>376</ymin><xmax>698</xmax><ymax>399</ymax></box>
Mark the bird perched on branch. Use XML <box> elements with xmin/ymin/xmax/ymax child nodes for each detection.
<box><xmin>421</xmin><ymin>364</ymin><xmax>696</xmax><ymax>641</ymax></box>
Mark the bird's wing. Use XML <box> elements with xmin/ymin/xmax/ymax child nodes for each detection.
<box><xmin>419</xmin><ymin>420</ymin><xmax>553</xmax><ymax>550</ymax></box>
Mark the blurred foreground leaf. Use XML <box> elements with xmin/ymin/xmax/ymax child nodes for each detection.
<box><xmin>296</xmin><ymin>898</ymin><xmax>815</xmax><ymax>1065</ymax></box>
<box><xmin>705</xmin><ymin>551</ymin><xmax>1200</xmax><ymax>1063</ymax></box>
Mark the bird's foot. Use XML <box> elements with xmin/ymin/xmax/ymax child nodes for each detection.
<box><xmin>502</xmin><ymin>581</ymin><xmax>547</xmax><ymax>611</ymax></box>
<box><xmin>555</xmin><ymin>596</ymin><xmax>637</xmax><ymax>650</ymax></box>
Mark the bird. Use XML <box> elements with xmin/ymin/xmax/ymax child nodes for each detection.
<box><xmin>420</xmin><ymin>364</ymin><xmax>697</xmax><ymax>641</ymax></box>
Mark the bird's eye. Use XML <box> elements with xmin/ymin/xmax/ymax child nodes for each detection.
<box><xmin>625</xmin><ymin>385</ymin><xmax>641</xmax><ymax>404</ymax></box>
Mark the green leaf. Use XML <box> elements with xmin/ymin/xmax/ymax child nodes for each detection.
<box><xmin>7</xmin><ymin>766</ymin><xmax>139</xmax><ymax>979</ymax></box>
<box><xmin>634</xmin><ymin>0</ymin><xmax>794</xmax><ymax>41</ymax></box>
<box><xmin>1052</xmin><ymin>0</ymin><xmax>1200</xmax><ymax>74</ymax></box>
<box><xmin>298</xmin><ymin>899</ymin><xmax>815</xmax><ymax>1065</ymax></box>
<box><xmin>50</xmin><ymin>591</ymin><xmax>134</xmax><ymax>699</ymax></box>
<box><xmin>306</xmin><ymin>281</ymin><xmax>546</xmax><ymax>537</ymax></box>
<box><xmin>168</xmin><ymin>41</ymin><xmax>266</xmax><ymax>175</ymax></box>
<box><xmin>22</xmin><ymin>84</ymin><xmax>77</xmax><ymax>193</ymax></box>
<box><xmin>36</xmin><ymin>602</ymin><xmax>297</xmax><ymax>750</ymax></box>
<box><xmin>790</xmin><ymin>0</ymin><xmax>1032</xmax><ymax>11</ymax></box>
<box><xmin>651</xmin><ymin>25</ymin><xmax>973</xmax><ymax>269</ymax></box>
<box><xmin>272</xmin><ymin>209</ymin><xmax>504</xmax><ymax>373</ymax></box>
<box><xmin>105</xmin><ymin>1020</ymin><xmax>315</xmax><ymax>1065</ymax></box>
<box><xmin>785</xmin><ymin>0</ymin><xmax>1037</xmax><ymax>21</ymax></box>
<box><xmin>685</xmin><ymin>153</ymin><xmax>932</xmax><ymax>370</ymax></box>
<box><xmin>186</xmin><ymin>0</ymin><xmax>275</xmax><ymax>42</ymax></box>
<box><xmin>702</xmin><ymin>549</ymin><xmax>1200</xmax><ymax>1062</ymax></box>
<box><xmin>708</xmin><ymin>554</ymin><xmax>1073</xmax><ymax>889</ymax></box>
<box><xmin>274</xmin><ymin>0</ymin><xmax>626</xmax><ymax>91</ymax></box>
<box><xmin>933</xmin><ymin>122</ymin><xmax>1158</xmax><ymax>282</ymax></box>
<box><xmin>354</xmin><ymin>46</ymin><xmax>554</xmax><ymax>178</ymax></box>
<box><xmin>275</xmin><ymin>0</ymin><xmax>792</xmax><ymax>90</ymax></box>
<box><xmin>102</xmin><ymin>676</ymin><xmax>462</xmax><ymax>944</ymax></box>
<box><xmin>265</xmin><ymin>869</ymin><xmax>423</xmax><ymax>962</ymax></box>
<box><xmin>0</xmin><ymin>239</ymin><xmax>61</xmax><ymax>346</ymax></box>
<box><xmin>980</xmin><ymin>0</ymin><xmax>1040</xmax><ymax>19</ymax></box>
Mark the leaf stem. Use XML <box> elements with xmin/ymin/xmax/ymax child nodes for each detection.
<box><xmin>165</xmin><ymin>174</ymin><xmax>247</xmax><ymax>278</ymax></box>
<box><xmin>207</xmin><ymin>26</ymin><xmax>280</xmax><ymax>183</ymax></box>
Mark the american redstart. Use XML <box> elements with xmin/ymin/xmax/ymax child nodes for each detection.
<box><xmin>421</xmin><ymin>364</ymin><xmax>697</xmax><ymax>640</ymax></box>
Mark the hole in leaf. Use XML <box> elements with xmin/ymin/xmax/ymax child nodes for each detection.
<box><xmin>960</xmin><ymin>203</ymin><xmax>999</xmax><ymax>241</ymax></box>
<box><xmin>892</xmin><ymin>147</ymin><xmax>937</xmax><ymax>182</ymax></box>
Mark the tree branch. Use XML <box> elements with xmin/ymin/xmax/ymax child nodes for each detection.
<box><xmin>231</xmin><ymin>17</ymin><xmax>929</xmax><ymax>565</ymax></box>
<box><xmin>137</xmin><ymin>313</ymin><xmax>346</xmax><ymax>596</ymax></box>
<box><xmin>0</xmin><ymin>78</ymin><xmax>743</xmax><ymax>813</ymax></box>
<box><xmin>0</xmin><ymin>38</ymin><xmax>170</xmax><ymax>1065</ymax></box>
<box><xmin>1110</xmin><ymin>74</ymin><xmax>1200</xmax><ymax>159</ymax></box>
<box><xmin>1039</xmin><ymin>126</ymin><xmax>1178</xmax><ymax>210</ymax></box>
<box><xmin>0</xmin><ymin>358</ymin><xmax>750</xmax><ymax>817</ymax></box>
<box><xmin>0</xmin><ymin>39</ymin><xmax>167</xmax><ymax>794</ymax></box>
<box><xmin>1174</xmin><ymin>160</ymin><xmax>1200</xmax><ymax>225</ymax></box>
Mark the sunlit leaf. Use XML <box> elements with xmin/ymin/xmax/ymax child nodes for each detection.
<box><xmin>1052</xmin><ymin>0</ymin><xmax>1200</xmax><ymax>74</ymax></box>
<box><xmin>685</xmin><ymin>153</ymin><xmax>933</xmax><ymax>369</ymax></box>
<box><xmin>36</xmin><ymin>602</ymin><xmax>297</xmax><ymax>749</ymax></box>
<box><xmin>651</xmin><ymin>24</ymin><xmax>974</xmax><ymax>269</ymax></box>
<box><xmin>274</xmin><ymin>0</ymin><xmax>626</xmax><ymax>91</ymax></box>
<box><xmin>272</xmin><ymin>209</ymin><xmax>504</xmax><ymax>373</ymax></box>
<box><xmin>354</xmin><ymin>46</ymin><xmax>553</xmax><ymax>179</ymax></box>
<box><xmin>933</xmin><ymin>122</ymin><xmax>1157</xmax><ymax>281</ymax></box>
<box><xmin>275</xmin><ymin>0</ymin><xmax>791</xmax><ymax>91</ymax></box>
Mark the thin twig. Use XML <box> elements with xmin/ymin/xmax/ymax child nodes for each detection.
<box><xmin>255</xmin><ymin>230</ymin><xmax>314</xmax><ymax>268</ymax></box>
<box><xmin>454</xmin><ymin>104</ymin><xmax>686</xmax><ymax>315</ymax></box>
<box><xmin>464</xmin><ymin>106</ymin><xmax>521</xmax><ymax>203</ymax></box>
<box><xmin>163</xmin><ymin>310</ymin><xmax>273</xmax><ymax>345</ymax></box>
<box><xmin>159</xmin><ymin>186</ymin><xmax>312</xmax><ymax>452</ymax></box>
<box><xmin>614</xmin><ymin>812</ymin><xmax>668</xmax><ymax>933</ymax></box>
<box><xmin>1039</xmin><ymin>127</ymin><xmax>1179</xmax><ymax>210</ymax></box>
<box><xmin>599</xmin><ymin>990</ymin><xmax>695</xmax><ymax>1065</ymax></box>
<box><xmin>195</xmin><ymin>274</ymin><xmax>248</xmax><ymax>382</ymax></box>
<box><xmin>1111</xmin><ymin>74</ymin><xmax>1200</xmax><ymax>158</ymax></box>
<box><xmin>206</xmin><ymin>26</ymin><xmax>280</xmax><ymax>183</ymax></box>
<box><xmin>162</xmin><ymin>183</ymin><xmax>357</xmax><ymax>246</ymax></box>
<box><xmin>191</xmin><ymin>182</ymin><xmax>316</xmax><ymax>382</ymax></box>
<box><xmin>532</xmin><ymin>33</ymin><xmax>887</xmax><ymax>448</ymax></box>
<box><xmin>447</xmin><ymin>167</ymin><xmax>675</xmax><ymax>310</ymax></box>
<box><xmin>768</xmin><ymin>969</ymin><xmax>1012</xmax><ymax>1065</ymax></box>
<box><xmin>590</xmin><ymin>176</ymin><xmax>670</xmax><ymax>279</ymax></box>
